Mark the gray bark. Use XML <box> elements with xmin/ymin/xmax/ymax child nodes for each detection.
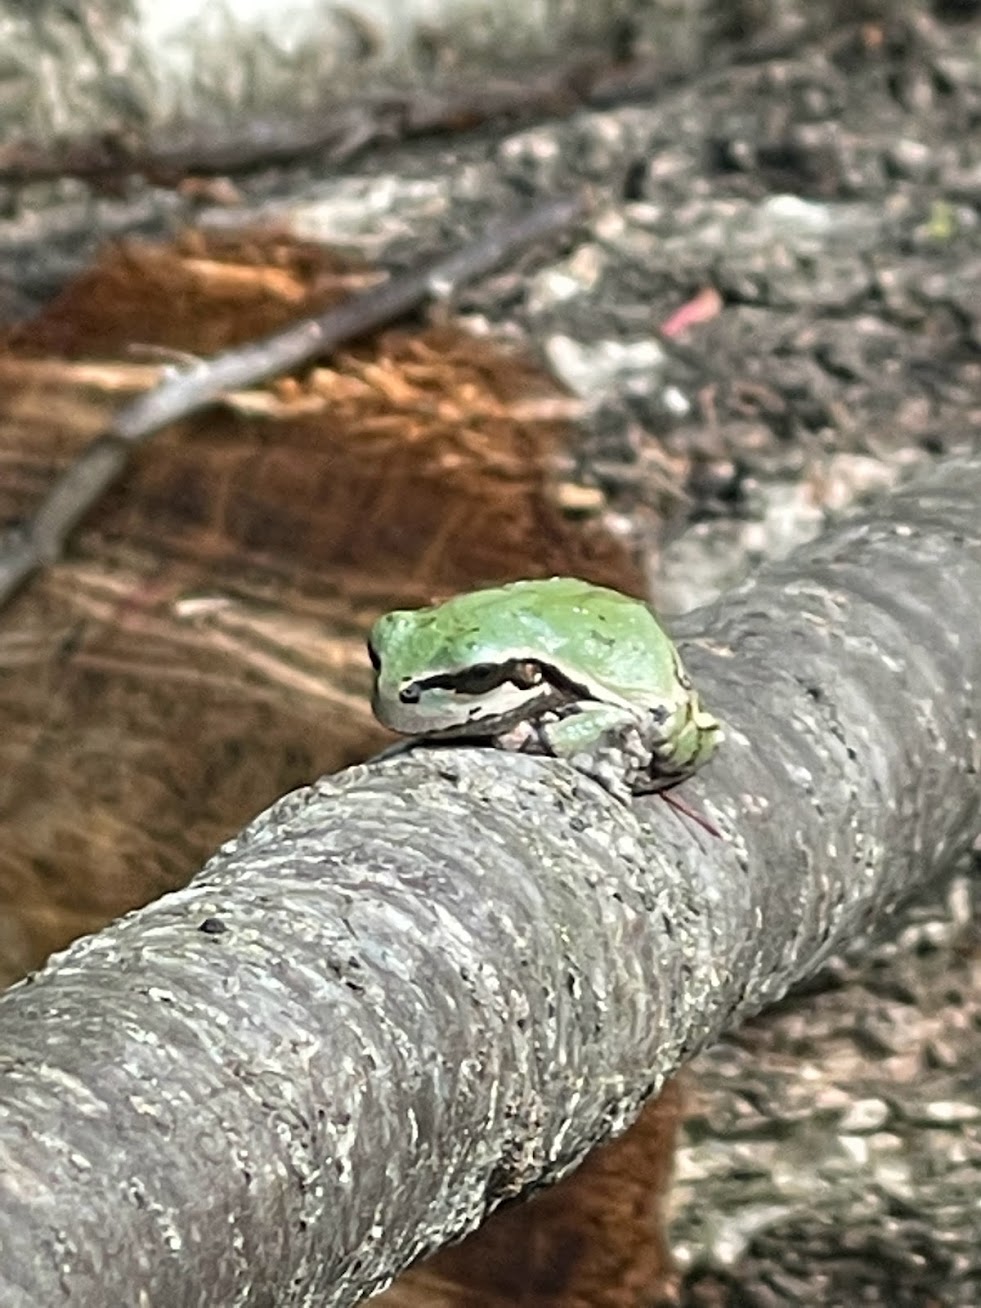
<box><xmin>0</xmin><ymin>455</ymin><xmax>978</xmax><ymax>1308</ymax></box>
<box><xmin>0</xmin><ymin>0</ymin><xmax>692</xmax><ymax>143</ymax></box>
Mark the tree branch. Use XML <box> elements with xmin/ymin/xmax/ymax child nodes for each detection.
<box><xmin>0</xmin><ymin>456</ymin><xmax>978</xmax><ymax>1307</ymax></box>
<box><xmin>0</xmin><ymin>2</ymin><xmax>705</xmax><ymax>153</ymax></box>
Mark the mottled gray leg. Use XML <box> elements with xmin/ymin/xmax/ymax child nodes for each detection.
<box><xmin>498</xmin><ymin>706</ymin><xmax>649</xmax><ymax>804</ymax></box>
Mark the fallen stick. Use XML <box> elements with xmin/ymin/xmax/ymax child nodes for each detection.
<box><xmin>0</xmin><ymin>193</ymin><xmax>586</xmax><ymax>611</ymax></box>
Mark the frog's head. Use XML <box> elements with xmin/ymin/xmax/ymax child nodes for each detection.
<box><xmin>368</xmin><ymin>596</ymin><xmax>566</xmax><ymax>738</ymax></box>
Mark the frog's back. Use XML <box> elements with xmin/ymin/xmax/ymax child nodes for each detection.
<box><xmin>453</xmin><ymin>576</ymin><xmax>674</xmax><ymax>700</ymax></box>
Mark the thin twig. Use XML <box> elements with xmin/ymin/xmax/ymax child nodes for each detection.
<box><xmin>0</xmin><ymin>194</ymin><xmax>587</xmax><ymax>611</ymax></box>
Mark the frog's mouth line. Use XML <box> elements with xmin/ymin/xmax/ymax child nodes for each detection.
<box><xmin>407</xmin><ymin>687</ymin><xmax>571</xmax><ymax>740</ymax></box>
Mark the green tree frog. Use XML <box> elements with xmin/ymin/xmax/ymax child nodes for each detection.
<box><xmin>368</xmin><ymin>577</ymin><xmax>722</xmax><ymax>804</ymax></box>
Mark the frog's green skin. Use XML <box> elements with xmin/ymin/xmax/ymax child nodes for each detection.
<box><xmin>368</xmin><ymin>577</ymin><xmax>722</xmax><ymax>796</ymax></box>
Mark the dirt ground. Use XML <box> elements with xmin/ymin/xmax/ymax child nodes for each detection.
<box><xmin>2</xmin><ymin>7</ymin><xmax>978</xmax><ymax>598</ymax></box>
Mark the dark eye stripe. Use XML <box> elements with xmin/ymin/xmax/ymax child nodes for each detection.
<box><xmin>413</xmin><ymin>659</ymin><xmax>546</xmax><ymax>698</ymax></box>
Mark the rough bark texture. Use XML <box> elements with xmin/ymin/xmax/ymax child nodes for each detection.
<box><xmin>0</xmin><ymin>0</ymin><xmax>682</xmax><ymax>142</ymax></box>
<box><xmin>0</xmin><ymin>455</ymin><xmax>978</xmax><ymax>1307</ymax></box>
<box><xmin>375</xmin><ymin>1078</ymin><xmax>686</xmax><ymax>1308</ymax></box>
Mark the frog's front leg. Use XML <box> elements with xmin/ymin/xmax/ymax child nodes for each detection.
<box><xmin>498</xmin><ymin>704</ymin><xmax>649</xmax><ymax>804</ymax></box>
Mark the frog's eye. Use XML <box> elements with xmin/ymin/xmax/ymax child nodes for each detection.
<box><xmin>510</xmin><ymin>661</ymin><xmax>544</xmax><ymax>690</ymax></box>
<box><xmin>367</xmin><ymin>644</ymin><xmax>381</xmax><ymax>672</ymax></box>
